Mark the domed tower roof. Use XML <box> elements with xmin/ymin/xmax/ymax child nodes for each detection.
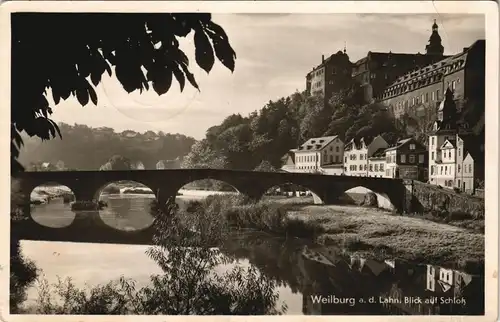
<box><xmin>426</xmin><ymin>19</ymin><xmax>444</xmax><ymax>56</ymax></box>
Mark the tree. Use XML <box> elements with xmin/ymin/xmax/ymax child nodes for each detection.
<box><xmin>107</xmin><ymin>155</ymin><xmax>133</xmax><ymax>170</ymax></box>
<box><xmin>254</xmin><ymin>160</ymin><xmax>276</xmax><ymax>172</ymax></box>
<box><xmin>11</xmin><ymin>13</ymin><xmax>236</xmax><ymax>174</ymax></box>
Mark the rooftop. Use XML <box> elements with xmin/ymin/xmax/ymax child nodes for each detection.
<box><xmin>297</xmin><ymin>135</ymin><xmax>339</xmax><ymax>152</ymax></box>
<box><xmin>384</xmin><ymin>40</ymin><xmax>484</xmax><ymax>91</ymax></box>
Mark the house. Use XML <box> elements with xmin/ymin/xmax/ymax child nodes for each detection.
<box><xmin>428</xmin><ymin>88</ymin><xmax>483</xmax><ymax>192</ymax></box>
<box><xmin>344</xmin><ymin>135</ymin><xmax>389</xmax><ymax>177</ymax></box>
<box><xmin>368</xmin><ymin>148</ymin><xmax>386</xmax><ymax>178</ymax></box>
<box><xmin>156</xmin><ymin>158</ymin><xmax>181</xmax><ymax>169</ymax></box>
<box><xmin>294</xmin><ymin>136</ymin><xmax>344</xmax><ymax>173</ymax></box>
<box><xmin>384</xmin><ymin>137</ymin><xmax>428</xmax><ymax>180</ymax></box>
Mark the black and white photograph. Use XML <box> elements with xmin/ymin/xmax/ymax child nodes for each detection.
<box><xmin>3</xmin><ymin>1</ymin><xmax>498</xmax><ymax>318</ymax></box>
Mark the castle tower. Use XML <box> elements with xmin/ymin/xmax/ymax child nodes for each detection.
<box><xmin>425</xmin><ymin>19</ymin><xmax>445</xmax><ymax>56</ymax></box>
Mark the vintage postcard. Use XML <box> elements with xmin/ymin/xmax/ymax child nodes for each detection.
<box><xmin>0</xmin><ymin>1</ymin><xmax>498</xmax><ymax>321</ymax></box>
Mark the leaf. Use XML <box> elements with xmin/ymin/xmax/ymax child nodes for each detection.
<box><xmin>91</xmin><ymin>71</ymin><xmax>101</xmax><ymax>87</ymax></box>
<box><xmin>76</xmin><ymin>86</ymin><xmax>89</xmax><ymax>106</ymax></box>
<box><xmin>52</xmin><ymin>87</ymin><xmax>61</xmax><ymax>105</ymax></box>
<box><xmin>172</xmin><ymin>64</ymin><xmax>185</xmax><ymax>92</ymax></box>
<box><xmin>48</xmin><ymin>119</ymin><xmax>62</xmax><ymax>139</ymax></box>
<box><xmin>180</xmin><ymin>64</ymin><xmax>199</xmax><ymax>90</ymax></box>
<box><xmin>151</xmin><ymin>67</ymin><xmax>173</xmax><ymax>96</ymax></box>
<box><xmin>194</xmin><ymin>28</ymin><xmax>214</xmax><ymax>74</ymax></box>
<box><xmin>89</xmin><ymin>86</ymin><xmax>98</xmax><ymax>105</ymax></box>
<box><xmin>212</xmin><ymin>38</ymin><xmax>236</xmax><ymax>73</ymax></box>
<box><xmin>206</xmin><ymin>22</ymin><xmax>236</xmax><ymax>72</ymax></box>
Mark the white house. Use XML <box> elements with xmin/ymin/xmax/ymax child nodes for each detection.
<box><xmin>434</xmin><ymin>138</ymin><xmax>457</xmax><ymax>187</ymax></box>
<box><xmin>344</xmin><ymin>135</ymin><xmax>389</xmax><ymax>177</ymax></box>
<box><xmin>294</xmin><ymin>136</ymin><xmax>344</xmax><ymax>173</ymax></box>
<box><xmin>368</xmin><ymin>148</ymin><xmax>386</xmax><ymax>178</ymax></box>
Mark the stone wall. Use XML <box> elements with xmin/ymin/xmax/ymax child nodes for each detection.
<box><xmin>409</xmin><ymin>180</ymin><xmax>484</xmax><ymax>219</ymax></box>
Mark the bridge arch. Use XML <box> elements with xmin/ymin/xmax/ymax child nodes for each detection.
<box><xmin>29</xmin><ymin>181</ymin><xmax>76</xmax><ymax>228</ymax></box>
<box><xmin>336</xmin><ymin>180</ymin><xmax>405</xmax><ymax>211</ymax></box>
<box><xmin>95</xmin><ymin>180</ymin><xmax>156</xmax><ymax>232</ymax></box>
<box><xmin>262</xmin><ymin>182</ymin><xmax>324</xmax><ymax>205</ymax></box>
<box><xmin>174</xmin><ymin>178</ymin><xmax>240</xmax><ymax>209</ymax></box>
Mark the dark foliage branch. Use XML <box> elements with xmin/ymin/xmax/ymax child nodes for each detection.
<box><xmin>11</xmin><ymin>13</ymin><xmax>236</xmax><ymax>174</ymax></box>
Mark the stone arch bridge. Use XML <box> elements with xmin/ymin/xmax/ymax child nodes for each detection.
<box><xmin>13</xmin><ymin>169</ymin><xmax>413</xmax><ymax>245</ymax></box>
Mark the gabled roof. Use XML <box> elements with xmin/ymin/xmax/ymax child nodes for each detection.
<box><xmin>369</xmin><ymin>148</ymin><xmax>387</xmax><ymax>159</ymax></box>
<box><xmin>440</xmin><ymin>139</ymin><xmax>457</xmax><ymax>149</ymax></box>
<box><xmin>385</xmin><ymin>137</ymin><xmax>415</xmax><ymax>151</ymax></box>
<box><xmin>297</xmin><ymin>136</ymin><xmax>339</xmax><ymax>152</ymax></box>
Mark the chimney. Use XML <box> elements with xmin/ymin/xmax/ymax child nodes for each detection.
<box><xmin>322</xmin><ymin>55</ymin><xmax>325</xmax><ymax>63</ymax></box>
<box><xmin>463</xmin><ymin>47</ymin><xmax>468</xmax><ymax>53</ymax></box>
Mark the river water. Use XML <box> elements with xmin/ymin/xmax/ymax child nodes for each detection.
<box><xmin>23</xmin><ymin>190</ymin><xmax>484</xmax><ymax>315</ymax></box>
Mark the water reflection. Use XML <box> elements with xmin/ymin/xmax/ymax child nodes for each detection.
<box><xmin>27</xmin><ymin>194</ymin><xmax>484</xmax><ymax>315</ymax></box>
<box><xmin>99</xmin><ymin>194</ymin><xmax>155</xmax><ymax>231</ymax></box>
<box><xmin>221</xmin><ymin>231</ymin><xmax>484</xmax><ymax>315</ymax></box>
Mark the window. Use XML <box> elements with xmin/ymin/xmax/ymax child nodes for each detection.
<box><xmin>445</xmin><ymin>166</ymin><xmax>447</xmax><ymax>175</ymax></box>
<box><xmin>457</xmin><ymin>77</ymin><xmax>461</xmax><ymax>83</ymax></box>
<box><xmin>419</xmin><ymin>154</ymin><xmax>424</xmax><ymax>163</ymax></box>
<box><xmin>458</xmin><ymin>165</ymin><xmax>461</xmax><ymax>173</ymax></box>
<box><xmin>425</xmin><ymin>92</ymin><xmax>429</xmax><ymax>102</ymax></box>
<box><xmin>409</xmin><ymin>144</ymin><xmax>416</xmax><ymax>150</ymax></box>
<box><xmin>380</xmin><ymin>163</ymin><xmax>384</xmax><ymax>171</ymax></box>
<box><xmin>335</xmin><ymin>156</ymin><xmax>339</xmax><ymax>163</ymax></box>
<box><xmin>330</xmin><ymin>155</ymin><xmax>333</xmax><ymax>163</ymax></box>
<box><xmin>432</xmin><ymin>91</ymin><xmax>435</xmax><ymax>101</ymax></box>
<box><xmin>448</xmin><ymin>151</ymin><xmax>451</xmax><ymax>158</ymax></box>
<box><xmin>458</xmin><ymin>148</ymin><xmax>461</xmax><ymax>157</ymax></box>
<box><xmin>469</xmin><ymin>164</ymin><xmax>472</xmax><ymax>173</ymax></box>
<box><xmin>431</xmin><ymin>166</ymin><xmax>435</xmax><ymax>175</ymax></box>
<box><xmin>345</xmin><ymin>156</ymin><xmax>347</xmax><ymax>162</ymax></box>
<box><xmin>329</xmin><ymin>146</ymin><xmax>333</xmax><ymax>151</ymax></box>
<box><xmin>409</xmin><ymin>155</ymin><xmax>415</xmax><ymax>163</ymax></box>
<box><xmin>452</xmin><ymin>80</ymin><xmax>456</xmax><ymax>90</ymax></box>
<box><xmin>400</xmin><ymin>154</ymin><xmax>406</xmax><ymax>163</ymax></box>
<box><xmin>431</xmin><ymin>137</ymin><xmax>435</xmax><ymax>146</ymax></box>
<box><xmin>436</xmin><ymin>90</ymin><xmax>440</xmax><ymax>100</ymax></box>
<box><xmin>336</xmin><ymin>146</ymin><xmax>339</xmax><ymax>152</ymax></box>
<box><xmin>360</xmin><ymin>154</ymin><xmax>364</xmax><ymax>160</ymax></box>
<box><xmin>373</xmin><ymin>164</ymin><xmax>376</xmax><ymax>171</ymax></box>
<box><xmin>412</xmin><ymin>97</ymin><xmax>415</xmax><ymax>106</ymax></box>
<box><xmin>440</xmin><ymin>166</ymin><xmax>443</xmax><ymax>174</ymax></box>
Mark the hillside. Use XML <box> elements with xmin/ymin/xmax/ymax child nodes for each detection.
<box><xmin>18</xmin><ymin>123</ymin><xmax>196</xmax><ymax>170</ymax></box>
<box><xmin>181</xmin><ymin>82</ymin><xmax>485</xmax><ymax>172</ymax></box>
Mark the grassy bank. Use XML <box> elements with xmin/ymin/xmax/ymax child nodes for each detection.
<box><xmin>189</xmin><ymin>195</ymin><xmax>484</xmax><ymax>273</ymax></box>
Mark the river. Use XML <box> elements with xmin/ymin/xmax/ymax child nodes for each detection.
<box><xmin>22</xmin><ymin>190</ymin><xmax>484</xmax><ymax>315</ymax></box>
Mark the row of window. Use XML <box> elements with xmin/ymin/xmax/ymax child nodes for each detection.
<box><xmin>297</xmin><ymin>166</ymin><xmax>318</xmax><ymax>170</ymax></box>
<box><xmin>430</xmin><ymin>164</ymin><xmax>472</xmax><ymax>175</ymax></box>
<box><xmin>383</xmin><ymin>73</ymin><xmax>460</xmax><ymax>100</ymax></box>
<box><xmin>347</xmin><ymin>153</ymin><xmax>367</xmax><ymax>161</ymax></box>
<box><xmin>297</xmin><ymin>155</ymin><xmax>317</xmax><ymax>163</ymax></box>
<box><xmin>386</xmin><ymin>153</ymin><xmax>425</xmax><ymax>164</ymax></box>
<box><xmin>370</xmin><ymin>163</ymin><xmax>385</xmax><ymax>172</ymax></box>
<box><xmin>347</xmin><ymin>164</ymin><xmax>368</xmax><ymax>171</ymax></box>
<box><xmin>312</xmin><ymin>81</ymin><xmax>323</xmax><ymax>89</ymax></box>
<box><xmin>430</xmin><ymin>148</ymin><xmax>462</xmax><ymax>161</ymax></box>
<box><xmin>298</xmin><ymin>153</ymin><xmax>341</xmax><ymax>164</ymax></box>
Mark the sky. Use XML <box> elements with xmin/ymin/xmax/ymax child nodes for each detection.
<box><xmin>49</xmin><ymin>13</ymin><xmax>485</xmax><ymax>140</ymax></box>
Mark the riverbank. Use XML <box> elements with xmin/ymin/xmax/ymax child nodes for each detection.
<box><xmin>287</xmin><ymin>205</ymin><xmax>484</xmax><ymax>273</ymax></box>
<box><xmin>192</xmin><ymin>195</ymin><xmax>484</xmax><ymax>274</ymax></box>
